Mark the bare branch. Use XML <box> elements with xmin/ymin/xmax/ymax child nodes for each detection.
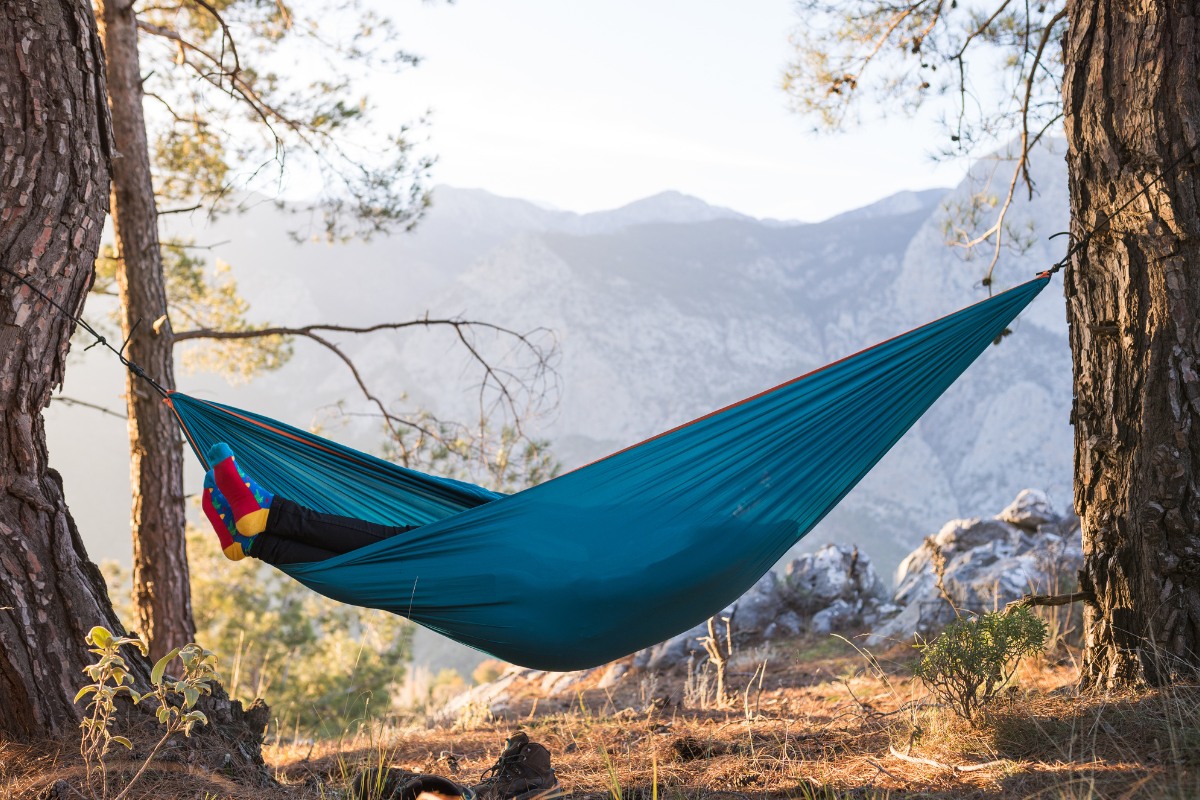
<box><xmin>975</xmin><ymin>7</ymin><xmax>1067</xmax><ymax>290</ymax></box>
<box><xmin>157</xmin><ymin>203</ymin><xmax>203</xmax><ymax>216</ymax></box>
<box><xmin>925</xmin><ymin>536</ymin><xmax>962</xmax><ymax>619</ymax></box>
<box><xmin>159</xmin><ymin>239</ymin><xmax>230</xmax><ymax>251</ymax></box>
<box><xmin>944</xmin><ymin>6</ymin><xmax>1067</xmax><ymax>291</ymax></box>
<box><xmin>187</xmin><ymin>0</ymin><xmax>242</xmax><ymax>84</ymax></box>
<box><xmin>1005</xmin><ymin>590</ymin><xmax>1092</xmax><ymax>613</ymax></box>
<box><xmin>174</xmin><ymin>317</ymin><xmax>549</xmax><ymax>345</ymax></box>
<box><xmin>136</xmin><ymin>19</ymin><xmax>287</xmax><ymax>156</ymax></box>
<box><xmin>301</xmin><ymin>329</ymin><xmax>434</xmax><ymax>445</ymax></box>
<box><xmin>142</xmin><ymin>90</ymin><xmax>189</xmax><ymax>124</ymax></box>
<box><xmin>174</xmin><ymin>317</ymin><xmax>558</xmax><ymax>468</ymax></box>
<box><xmin>50</xmin><ymin>396</ymin><xmax>127</xmax><ymax>420</ymax></box>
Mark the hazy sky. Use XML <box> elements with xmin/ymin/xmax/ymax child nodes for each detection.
<box><xmin>365</xmin><ymin>0</ymin><xmax>968</xmax><ymax>221</ymax></box>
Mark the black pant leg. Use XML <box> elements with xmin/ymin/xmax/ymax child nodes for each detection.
<box><xmin>251</xmin><ymin>533</ymin><xmax>339</xmax><ymax>565</ymax></box>
<box><xmin>264</xmin><ymin>497</ymin><xmax>418</xmax><ymax>555</ymax></box>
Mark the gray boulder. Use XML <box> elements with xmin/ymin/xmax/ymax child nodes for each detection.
<box><xmin>811</xmin><ymin>599</ymin><xmax>858</xmax><ymax>636</ymax></box>
<box><xmin>867</xmin><ymin>490</ymin><xmax>1081</xmax><ymax>647</ymax></box>
<box><xmin>782</xmin><ymin>543</ymin><xmax>886</xmax><ymax>612</ymax></box>
<box><xmin>732</xmin><ymin>570</ymin><xmax>784</xmax><ymax>633</ymax></box>
<box><xmin>999</xmin><ymin>488</ymin><xmax>1059</xmax><ymax>530</ymax></box>
<box><xmin>762</xmin><ymin>610</ymin><xmax>805</xmax><ymax>640</ymax></box>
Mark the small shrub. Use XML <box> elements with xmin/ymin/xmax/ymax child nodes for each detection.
<box><xmin>913</xmin><ymin>606</ymin><xmax>1047</xmax><ymax>722</ymax></box>
<box><xmin>76</xmin><ymin>626</ymin><xmax>218</xmax><ymax>800</ymax></box>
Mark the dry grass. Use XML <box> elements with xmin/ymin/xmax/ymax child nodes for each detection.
<box><xmin>3</xmin><ymin>637</ymin><xmax>1198</xmax><ymax>800</ymax></box>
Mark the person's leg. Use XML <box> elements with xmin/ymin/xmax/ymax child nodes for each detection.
<box><xmin>207</xmin><ymin>442</ymin><xmax>418</xmax><ymax>557</ymax></box>
<box><xmin>265</xmin><ymin>497</ymin><xmax>417</xmax><ymax>555</ymax></box>
<box><xmin>203</xmin><ymin>477</ymin><xmax>344</xmax><ymax>564</ymax></box>
<box><xmin>248</xmin><ymin>532</ymin><xmax>340</xmax><ymax>565</ymax></box>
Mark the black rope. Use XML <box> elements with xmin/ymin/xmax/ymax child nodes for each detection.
<box><xmin>1041</xmin><ymin>140</ymin><xmax>1200</xmax><ymax>278</ymax></box>
<box><xmin>0</xmin><ymin>264</ymin><xmax>169</xmax><ymax>398</ymax></box>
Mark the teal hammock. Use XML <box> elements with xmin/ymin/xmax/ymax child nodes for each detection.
<box><xmin>168</xmin><ymin>276</ymin><xmax>1049</xmax><ymax>671</ymax></box>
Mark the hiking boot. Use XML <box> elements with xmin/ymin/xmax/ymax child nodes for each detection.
<box><xmin>471</xmin><ymin>732</ymin><xmax>560</xmax><ymax>800</ymax></box>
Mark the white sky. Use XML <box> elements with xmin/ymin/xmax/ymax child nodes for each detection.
<box><xmin>362</xmin><ymin>0</ymin><xmax>969</xmax><ymax>221</ymax></box>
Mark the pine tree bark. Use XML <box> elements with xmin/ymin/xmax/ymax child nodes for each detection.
<box><xmin>1064</xmin><ymin>1</ymin><xmax>1200</xmax><ymax>687</ymax></box>
<box><xmin>0</xmin><ymin>0</ymin><xmax>126</xmax><ymax>737</ymax></box>
<box><xmin>96</xmin><ymin>0</ymin><xmax>194</xmax><ymax>661</ymax></box>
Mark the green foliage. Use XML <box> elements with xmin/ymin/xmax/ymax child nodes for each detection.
<box><xmin>186</xmin><ymin>526</ymin><xmax>413</xmax><ymax>738</ymax></box>
<box><xmin>76</xmin><ymin>627</ymin><xmax>217</xmax><ymax>800</ymax></box>
<box><xmin>163</xmin><ymin>246</ymin><xmax>293</xmax><ymax>380</ymax></box>
<box><xmin>782</xmin><ymin>2</ymin><xmax>1065</xmax><ymax>146</ymax></box>
<box><xmin>153</xmin><ymin>126</ymin><xmax>229</xmax><ymax>205</ymax></box>
<box><xmin>77</xmin><ymin>626</ymin><xmax>149</xmax><ymax>797</ymax></box>
<box><xmin>92</xmin><ymin>240</ymin><xmax>292</xmax><ymax>382</ymax></box>
<box><xmin>914</xmin><ymin>607</ymin><xmax>1048</xmax><ymax>722</ymax></box>
<box><xmin>136</xmin><ymin>0</ymin><xmax>433</xmax><ymax>240</ymax></box>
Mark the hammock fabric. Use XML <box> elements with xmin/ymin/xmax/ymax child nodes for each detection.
<box><xmin>168</xmin><ymin>276</ymin><xmax>1049</xmax><ymax>671</ymax></box>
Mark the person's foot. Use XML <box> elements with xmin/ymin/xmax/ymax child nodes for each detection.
<box><xmin>201</xmin><ymin>473</ymin><xmax>257</xmax><ymax>560</ymax></box>
<box><xmin>471</xmin><ymin>732</ymin><xmax>560</xmax><ymax>800</ymax></box>
<box><xmin>208</xmin><ymin>442</ymin><xmax>274</xmax><ymax>536</ymax></box>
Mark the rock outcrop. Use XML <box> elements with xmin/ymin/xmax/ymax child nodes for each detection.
<box><xmin>633</xmin><ymin>543</ymin><xmax>888</xmax><ymax>671</ymax></box>
<box><xmin>866</xmin><ymin>489</ymin><xmax>1081</xmax><ymax>646</ymax></box>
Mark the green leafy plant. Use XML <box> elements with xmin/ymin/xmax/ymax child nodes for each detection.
<box><xmin>913</xmin><ymin>607</ymin><xmax>1048</xmax><ymax>722</ymax></box>
<box><xmin>75</xmin><ymin>626</ymin><xmax>219</xmax><ymax>800</ymax></box>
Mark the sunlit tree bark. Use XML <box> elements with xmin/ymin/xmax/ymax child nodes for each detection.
<box><xmin>1063</xmin><ymin>1</ymin><xmax>1200</xmax><ymax>688</ymax></box>
<box><xmin>0</xmin><ymin>0</ymin><xmax>124</xmax><ymax>736</ymax></box>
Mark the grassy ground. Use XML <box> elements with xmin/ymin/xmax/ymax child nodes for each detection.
<box><xmin>4</xmin><ymin>635</ymin><xmax>1198</xmax><ymax>799</ymax></box>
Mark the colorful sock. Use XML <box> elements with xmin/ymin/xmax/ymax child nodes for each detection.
<box><xmin>202</xmin><ymin>473</ymin><xmax>257</xmax><ymax>561</ymax></box>
<box><xmin>207</xmin><ymin>442</ymin><xmax>273</xmax><ymax>536</ymax></box>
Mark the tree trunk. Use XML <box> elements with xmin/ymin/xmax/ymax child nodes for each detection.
<box><xmin>0</xmin><ymin>0</ymin><xmax>125</xmax><ymax>737</ymax></box>
<box><xmin>1064</xmin><ymin>1</ymin><xmax>1200</xmax><ymax>687</ymax></box>
<box><xmin>96</xmin><ymin>0</ymin><xmax>193</xmax><ymax>661</ymax></box>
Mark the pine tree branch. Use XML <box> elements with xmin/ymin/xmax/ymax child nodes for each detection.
<box><xmin>953</xmin><ymin>0</ymin><xmax>1015</xmax><ymax>60</ymax></box>
<box><xmin>945</xmin><ymin>6</ymin><xmax>1067</xmax><ymax>291</ymax></box>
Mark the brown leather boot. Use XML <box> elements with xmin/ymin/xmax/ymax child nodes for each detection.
<box><xmin>471</xmin><ymin>732</ymin><xmax>560</xmax><ymax>800</ymax></box>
